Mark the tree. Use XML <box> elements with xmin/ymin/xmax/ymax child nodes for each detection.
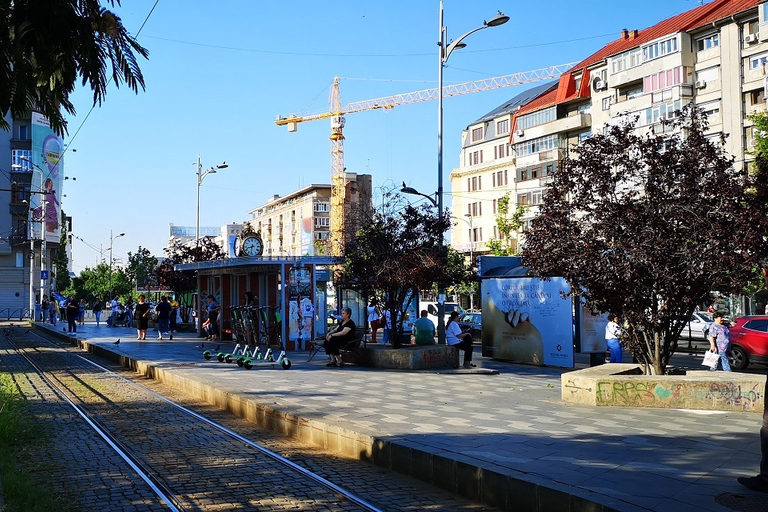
<box><xmin>64</xmin><ymin>262</ymin><xmax>131</xmax><ymax>303</ymax></box>
<box><xmin>126</xmin><ymin>246</ymin><xmax>157</xmax><ymax>291</ymax></box>
<box><xmin>521</xmin><ymin>105</ymin><xmax>768</xmax><ymax>375</ymax></box>
<box><xmin>336</xmin><ymin>191</ymin><xmax>473</xmax><ymax>348</ymax></box>
<box><xmin>155</xmin><ymin>238</ymin><xmax>226</xmax><ymax>300</ymax></box>
<box><xmin>0</xmin><ymin>0</ymin><xmax>149</xmax><ymax>135</ymax></box>
<box><xmin>486</xmin><ymin>194</ymin><xmax>527</xmax><ymax>256</ymax></box>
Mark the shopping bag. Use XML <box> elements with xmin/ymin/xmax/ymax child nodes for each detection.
<box><xmin>702</xmin><ymin>350</ymin><xmax>719</xmax><ymax>368</ymax></box>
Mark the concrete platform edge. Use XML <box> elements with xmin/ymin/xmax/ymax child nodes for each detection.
<box><xmin>46</xmin><ymin>327</ymin><xmax>633</xmax><ymax>512</ymax></box>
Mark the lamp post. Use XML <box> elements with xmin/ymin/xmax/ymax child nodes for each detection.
<box><xmin>196</xmin><ymin>154</ymin><xmax>228</xmax><ymax>246</ymax></box>
<box><xmin>109</xmin><ymin>230</ymin><xmax>125</xmax><ymax>300</ymax></box>
<box><xmin>401</xmin><ymin>182</ymin><xmax>438</xmax><ymax>207</ymax></box>
<box><xmin>435</xmin><ymin>2</ymin><xmax>508</xmax><ymax>342</ymax></box>
<box><xmin>15</xmin><ymin>157</ymin><xmax>47</xmax><ymax>321</ymax></box>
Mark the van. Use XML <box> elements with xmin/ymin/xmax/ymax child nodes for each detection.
<box><xmin>421</xmin><ymin>301</ymin><xmax>465</xmax><ymax>327</ymax></box>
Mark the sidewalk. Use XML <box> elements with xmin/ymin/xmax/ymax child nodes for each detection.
<box><xmin>33</xmin><ymin>319</ymin><xmax>768</xmax><ymax>512</ymax></box>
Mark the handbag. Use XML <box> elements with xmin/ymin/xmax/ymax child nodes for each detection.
<box><xmin>702</xmin><ymin>350</ymin><xmax>719</xmax><ymax>368</ymax></box>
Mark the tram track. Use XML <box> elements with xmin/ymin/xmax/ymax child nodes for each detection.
<box><xmin>3</xmin><ymin>327</ymin><xmax>383</xmax><ymax>511</ymax></box>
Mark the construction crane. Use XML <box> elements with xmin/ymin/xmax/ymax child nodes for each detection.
<box><xmin>275</xmin><ymin>63</ymin><xmax>577</xmax><ymax>255</ymax></box>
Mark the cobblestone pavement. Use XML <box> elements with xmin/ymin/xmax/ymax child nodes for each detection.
<box><xmin>15</xmin><ymin>320</ymin><xmax>768</xmax><ymax>511</ymax></box>
<box><xmin>1</xmin><ymin>327</ymin><xmax>502</xmax><ymax>511</ymax></box>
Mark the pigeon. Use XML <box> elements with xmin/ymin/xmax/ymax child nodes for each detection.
<box><xmin>196</xmin><ymin>343</ymin><xmax>205</xmax><ymax>350</ymax></box>
<box><xmin>114</xmin><ymin>339</ymin><xmax>120</xmax><ymax>345</ymax></box>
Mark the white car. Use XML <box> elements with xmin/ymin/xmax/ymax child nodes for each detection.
<box><xmin>681</xmin><ymin>311</ymin><xmax>712</xmax><ymax>339</ymax></box>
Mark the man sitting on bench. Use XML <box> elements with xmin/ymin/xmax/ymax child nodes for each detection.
<box><xmin>325</xmin><ymin>306</ymin><xmax>356</xmax><ymax>368</ymax></box>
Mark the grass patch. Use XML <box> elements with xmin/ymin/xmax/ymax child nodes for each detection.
<box><xmin>0</xmin><ymin>373</ymin><xmax>78</xmax><ymax>512</ymax></box>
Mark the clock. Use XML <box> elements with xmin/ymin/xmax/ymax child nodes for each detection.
<box><xmin>242</xmin><ymin>235</ymin><xmax>263</xmax><ymax>257</ymax></box>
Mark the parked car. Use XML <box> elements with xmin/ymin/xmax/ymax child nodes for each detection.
<box><xmin>727</xmin><ymin>315</ymin><xmax>768</xmax><ymax>370</ymax></box>
<box><xmin>680</xmin><ymin>311</ymin><xmax>712</xmax><ymax>340</ymax></box>
<box><xmin>421</xmin><ymin>301</ymin><xmax>466</xmax><ymax>327</ymax></box>
<box><xmin>457</xmin><ymin>313</ymin><xmax>482</xmax><ymax>342</ymax></box>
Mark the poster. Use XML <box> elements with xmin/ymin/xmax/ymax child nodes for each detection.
<box><xmin>580</xmin><ymin>306</ymin><xmax>609</xmax><ymax>353</ymax></box>
<box><xmin>31</xmin><ymin>113</ymin><xmax>63</xmax><ymax>243</ymax></box>
<box><xmin>481</xmin><ymin>277</ymin><xmax>573</xmax><ymax>367</ymax></box>
<box><xmin>288</xmin><ymin>267</ymin><xmax>312</xmax><ymax>342</ymax></box>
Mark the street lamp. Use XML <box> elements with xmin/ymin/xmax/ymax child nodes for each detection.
<box><xmin>401</xmin><ymin>182</ymin><xmax>438</xmax><ymax>207</ymax></box>
<box><xmin>15</xmin><ymin>157</ymin><xmax>48</xmax><ymax>321</ymax></box>
<box><xmin>196</xmin><ymin>154</ymin><xmax>228</xmax><ymax>245</ymax></box>
<box><xmin>435</xmin><ymin>2</ymin><xmax>508</xmax><ymax>343</ymax></box>
<box><xmin>109</xmin><ymin>230</ymin><xmax>125</xmax><ymax>300</ymax></box>
<box><xmin>453</xmin><ymin>214</ymin><xmax>476</xmax><ymax>310</ymax></box>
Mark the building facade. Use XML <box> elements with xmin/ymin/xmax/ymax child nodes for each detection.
<box><xmin>450</xmin><ymin>0</ymin><xmax>768</xmax><ymax>255</ymax></box>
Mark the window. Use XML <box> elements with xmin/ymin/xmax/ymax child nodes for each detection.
<box><xmin>314</xmin><ymin>202</ymin><xmax>330</xmax><ymax>212</ymax></box>
<box><xmin>496</xmin><ymin>119</ymin><xmax>509</xmax><ymax>134</ymax></box>
<box><xmin>697</xmin><ymin>66</ymin><xmax>719</xmax><ymax>83</ymax></box>
<box><xmin>468</xmin><ymin>176</ymin><xmax>482</xmax><ymax>191</ymax></box>
<box><xmin>578</xmin><ymin>131</ymin><xmax>592</xmax><ymax>142</ymax></box>
<box><xmin>611</xmin><ymin>48</ymin><xmax>642</xmax><ymax>74</ymax></box>
<box><xmin>744</xmin><ymin>319</ymin><xmax>768</xmax><ymax>332</ymax></box>
<box><xmin>314</xmin><ymin>217</ymin><xmax>329</xmax><ymax>227</ymax></box>
<box><xmin>469</xmin><ymin>150</ymin><xmax>483</xmax><ymax>165</ymax></box>
<box><xmin>644</xmin><ymin>100</ymin><xmax>681</xmax><ymax>125</ymax></box>
<box><xmin>747</xmin><ymin>20</ymin><xmax>759</xmax><ymax>37</ymax></box>
<box><xmin>517</xmin><ymin>193</ymin><xmax>530</xmax><ymax>206</ymax></box>
<box><xmin>696</xmin><ymin>33</ymin><xmax>719</xmax><ymax>51</ymax></box>
<box><xmin>642</xmin><ymin>36</ymin><xmax>678</xmax><ymax>61</ymax></box>
<box><xmin>514</xmin><ymin>134</ymin><xmax>559</xmax><ymax>157</ymax></box>
<box><xmin>469</xmin><ymin>202</ymin><xmax>482</xmax><ymax>216</ymax></box>
<box><xmin>518</xmin><ymin>106</ymin><xmax>557</xmax><ymax>130</ymax></box>
<box><xmin>643</xmin><ymin>67</ymin><xmax>692</xmax><ymax>94</ymax></box>
<box><xmin>748</xmin><ymin>89</ymin><xmax>765</xmax><ymax>106</ymax></box>
<box><xmin>492</xmin><ymin>199</ymin><xmax>497</xmax><ymax>214</ymax></box>
<box><xmin>314</xmin><ymin>232</ymin><xmax>329</xmax><ymax>240</ymax></box>
<box><xmin>531</xmin><ymin>190</ymin><xmax>543</xmax><ymax>205</ymax></box>
<box><xmin>11</xmin><ymin>149</ymin><xmax>32</xmax><ymax>172</ymax></box>
<box><xmin>494</xmin><ymin>143</ymin><xmax>508</xmax><ymax>159</ymax></box>
<box><xmin>492</xmin><ymin>169</ymin><xmax>507</xmax><ymax>187</ymax></box>
<box><xmin>602</xmin><ymin>96</ymin><xmax>613</xmax><ymax>111</ymax></box>
<box><xmin>749</xmin><ymin>52</ymin><xmax>768</xmax><ymax>70</ymax></box>
<box><xmin>471</xmin><ymin>127</ymin><xmax>484</xmax><ymax>141</ymax></box>
<box><xmin>17</xmin><ymin>125</ymin><xmax>29</xmax><ymax>140</ymax></box>
<box><xmin>15</xmin><ymin>253</ymin><xmax>23</xmax><ymax>268</ymax></box>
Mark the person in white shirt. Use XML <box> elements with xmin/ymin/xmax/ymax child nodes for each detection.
<box><xmin>446</xmin><ymin>311</ymin><xmax>475</xmax><ymax>368</ymax></box>
<box><xmin>604</xmin><ymin>314</ymin><xmax>623</xmax><ymax>363</ymax></box>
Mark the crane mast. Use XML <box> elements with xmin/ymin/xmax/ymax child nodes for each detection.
<box><xmin>275</xmin><ymin>63</ymin><xmax>577</xmax><ymax>256</ymax></box>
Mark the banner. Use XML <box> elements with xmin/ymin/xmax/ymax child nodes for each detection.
<box><xmin>481</xmin><ymin>277</ymin><xmax>573</xmax><ymax>367</ymax></box>
<box><xmin>31</xmin><ymin>113</ymin><xmax>63</xmax><ymax>243</ymax></box>
<box><xmin>580</xmin><ymin>306</ymin><xmax>609</xmax><ymax>353</ymax></box>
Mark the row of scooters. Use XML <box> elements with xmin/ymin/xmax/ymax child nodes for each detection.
<box><xmin>203</xmin><ymin>342</ymin><xmax>291</xmax><ymax>370</ymax></box>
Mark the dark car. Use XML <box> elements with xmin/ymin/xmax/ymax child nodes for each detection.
<box><xmin>727</xmin><ymin>316</ymin><xmax>768</xmax><ymax>370</ymax></box>
<box><xmin>458</xmin><ymin>313</ymin><xmax>482</xmax><ymax>342</ymax></box>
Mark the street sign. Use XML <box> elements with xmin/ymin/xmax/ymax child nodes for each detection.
<box><xmin>41</xmin><ymin>270</ymin><xmax>49</xmax><ymax>280</ymax></box>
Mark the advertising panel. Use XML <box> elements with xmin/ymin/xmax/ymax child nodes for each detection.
<box><xmin>31</xmin><ymin>113</ymin><xmax>63</xmax><ymax>243</ymax></box>
<box><xmin>288</xmin><ymin>267</ymin><xmax>313</xmax><ymax>343</ymax></box>
<box><xmin>481</xmin><ymin>277</ymin><xmax>573</xmax><ymax>367</ymax></box>
<box><xmin>580</xmin><ymin>306</ymin><xmax>609</xmax><ymax>353</ymax></box>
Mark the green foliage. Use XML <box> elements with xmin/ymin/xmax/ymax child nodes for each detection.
<box><xmin>126</xmin><ymin>246</ymin><xmax>157</xmax><ymax>290</ymax></box>
<box><xmin>336</xmin><ymin>189</ymin><xmax>473</xmax><ymax>347</ymax></box>
<box><xmin>64</xmin><ymin>262</ymin><xmax>131</xmax><ymax>303</ymax></box>
<box><xmin>522</xmin><ymin>105</ymin><xmax>768</xmax><ymax>375</ymax></box>
<box><xmin>0</xmin><ymin>0</ymin><xmax>149</xmax><ymax>135</ymax></box>
<box><xmin>54</xmin><ymin>218</ymin><xmax>70</xmax><ymax>293</ymax></box>
<box><xmin>749</xmin><ymin>111</ymin><xmax>768</xmax><ymax>158</ymax></box>
<box><xmin>486</xmin><ymin>194</ymin><xmax>527</xmax><ymax>255</ymax></box>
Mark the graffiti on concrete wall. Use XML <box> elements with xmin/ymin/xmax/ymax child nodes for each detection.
<box><xmin>594</xmin><ymin>379</ymin><xmax>763</xmax><ymax>411</ymax></box>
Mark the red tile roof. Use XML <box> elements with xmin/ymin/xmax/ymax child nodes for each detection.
<box><xmin>515</xmin><ymin>0</ymin><xmax>762</xmax><ymax>124</ymax></box>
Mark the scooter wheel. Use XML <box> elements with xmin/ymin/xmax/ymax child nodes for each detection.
<box><xmin>217</xmin><ymin>353</ymin><xmax>225</xmax><ymax>363</ymax></box>
<box><xmin>244</xmin><ymin>359</ymin><xmax>253</xmax><ymax>370</ymax></box>
<box><xmin>281</xmin><ymin>359</ymin><xmax>291</xmax><ymax>370</ymax></box>
<box><xmin>225</xmin><ymin>354</ymin><xmax>233</xmax><ymax>364</ymax></box>
<box><xmin>236</xmin><ymin>356</ymin><xmax>245</xmax><ymax>367</ymax></box>
<box><xmin>203</xmin><ymin>351</ymin><xmax>212</xmax><ymax>360</ymax></box>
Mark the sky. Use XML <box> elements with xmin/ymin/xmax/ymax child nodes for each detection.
<box><xmin>61</xmin><ymin>0</ymin><xmax>711</xmax><ymax>272</ymax></box>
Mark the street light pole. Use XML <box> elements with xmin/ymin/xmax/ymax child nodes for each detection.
<box><xmin>195</xmin><ymin>154</ymin><xmax>228</xmax><ymax>246</ymax></box>
<box><xmin>436</xmin><ymin>1</ymin><xmax>508</xmax><ymax>343</ymax></box>
<box><xmin>109</xmin><ymin>230</ymin><xmax>125</xmax><ymax>300</ymax></box>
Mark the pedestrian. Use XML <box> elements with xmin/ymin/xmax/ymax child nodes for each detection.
<box><xmin>134</xmin><ymin>294</ymin><xmax>151</xmax><ymax>340</ymax></box>
<box><xmin>170</xmin><ymin>297</ymin><xmax>179</xmax><ymax>335</ymax></box>
<box><xmin>324</xmin><ymin>306</ymin><xmax>356</xmax><ymax>367</ymax></box>
<box><xmin>125</xmin><ymin>296</ymin><xmax>134</xmax><ymax>327</ymax></box>
<box><xmin>93</xmin><ymin>299</ymin><xmax>102</xmax><ymax>326</ymax></box>
<box><xmin>605</xmin><ymin>314</ymin><xmax>623</xmax><ymax>363</ymax></box>
<box><xmin>207</xmin><ymin>295</ymin><xmax>220</xmax><ymax>341</ymax></box>
<box><xmin>446</xmin><ymin>310</ymin><xmax>475</xmax><ymax>368</ymax></box>
<box><xmin>65</xmin><ymin>295</ymin><xmax>79</xmax><ymax>333</ymax></box>
<box><xmin>48</xmin><ymin>297</ymin><xmax>58</xmax><ymax>326</ymax></box>
<box><xmin>244</xmin><ymin>291</ymin><xmax>256</xmax><ymax>307</ymax></box>
<box><xmin>707</xmin><ymin>311</ymin><xmax>731</xmax><ymax>372</ymax></box>
<box><xmin>41</xmin><ymin>295</ymin><xmax>48</xmax><ymax>322</ymax></box>
<box><xmin>366</xmin><ymin>299</ymin><xmax>380</xmax><ymax>344</ymax></box>
<box><xmin>109</xmin><ymin>296</ymin><xmax>119</xmax><ymax>327</ymax></box>
<box><xmin>412</xmin><ymin>309</ymin><xmax>436</xmax><ymax>345</ymax></box>
<box><xmin>155</xmin><ymin>295</ymin><xmax>173</xmax><ymax>340</ymax></box>
<box><xmin>78</xmin><ymin>298</ymin><xmax>86</xmax><ymax>325</ymax></box>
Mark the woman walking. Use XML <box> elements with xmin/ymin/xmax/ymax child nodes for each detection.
<box><xmin>708</xmin><ymin>312</ymin><xmax>732</xmax><ymax>372</ymax></box>
<box><xmin>134</xmin><ymin>294</ymin><xmax>151</xmax><ymax>340</ymax></box>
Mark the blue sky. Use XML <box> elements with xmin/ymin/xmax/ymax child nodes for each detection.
<box><xmin>62</xmin><ymin>0</ymin><xmax>708</xmax><ymax>271</ymax></box>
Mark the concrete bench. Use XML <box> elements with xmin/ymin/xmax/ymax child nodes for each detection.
<box><xmin>562</xmin><ymin>363</ymin><xmax>766</xmax><ymax>412</ymax></box>
<box><xmin>342</xmin><ymin>343</ymin><xmax>459</xmax><ymax>370</ymax></box>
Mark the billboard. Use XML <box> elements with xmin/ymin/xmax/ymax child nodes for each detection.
<box><xmin>31</xmin><ymin>113</ymin><xmax>63</xmax><ymax>243</ymax></box>
<box><xmin>579</xmin><ymin>306</ymin><xmax>609</xmax><ymax>353</ymax></box>
<box><xmin>481</xmin><ymin>277</ymin><xmax>573</xmax><ymax>367</ymax></box>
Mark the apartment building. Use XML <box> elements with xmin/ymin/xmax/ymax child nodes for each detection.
<box><xmin>451</xmin><ymin>0</ymin><xmax>768</xmax><ymax>254</ymax></box>
<box><xmin>0</xmin><ymin>113</ymin><xmax>65</xmax><ymax>314</ymax></box>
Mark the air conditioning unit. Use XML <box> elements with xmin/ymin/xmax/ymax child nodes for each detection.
<box><xmin>594</xmin><ymin>79</ymin><xmax>606</xmax><ymax>91</ymax></box>
<box><xmin>695</xmin><ymin>80</ymin><xmax>707</xmax><ymax>89</ymax></box>
<box><xmin>516</xmin><ymin>129</ymin><xmax>525</xmax><ymax>137</ymax></box>
<box><xmin>746</xmin><ymin>33</ymin><xmax>759</xmax><ymax>44</ymax></box>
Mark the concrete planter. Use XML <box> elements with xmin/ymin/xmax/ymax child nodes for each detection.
<box><xmin>343</xmin><ymin>344</ymin><xmax>459</xmax><ymax>370</ymax></box>
<box><xmin>562</xmin><ymin>363</ymin><xmax>765</xmax><ymax>412</ymax></box>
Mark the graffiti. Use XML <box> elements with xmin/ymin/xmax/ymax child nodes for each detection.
<box><xmin>564</xmin><ymin>379</ymin><xmax>592</xmax><ymax>394</ymax></box>
<box><xmin>706</xmin><ymin>382</ymin><xmax>762</xmax><ymax>409</ymax></box>
<box><xmin>596</xmin><ymin>381</ymin><xmax>658</xmax><ymax>405</ymax></box>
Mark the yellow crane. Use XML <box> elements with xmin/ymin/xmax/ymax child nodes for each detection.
<box><xmin>275</xmin><ymin>63</ymin><xmax>577</xmax><ymax>255</ymax></box>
